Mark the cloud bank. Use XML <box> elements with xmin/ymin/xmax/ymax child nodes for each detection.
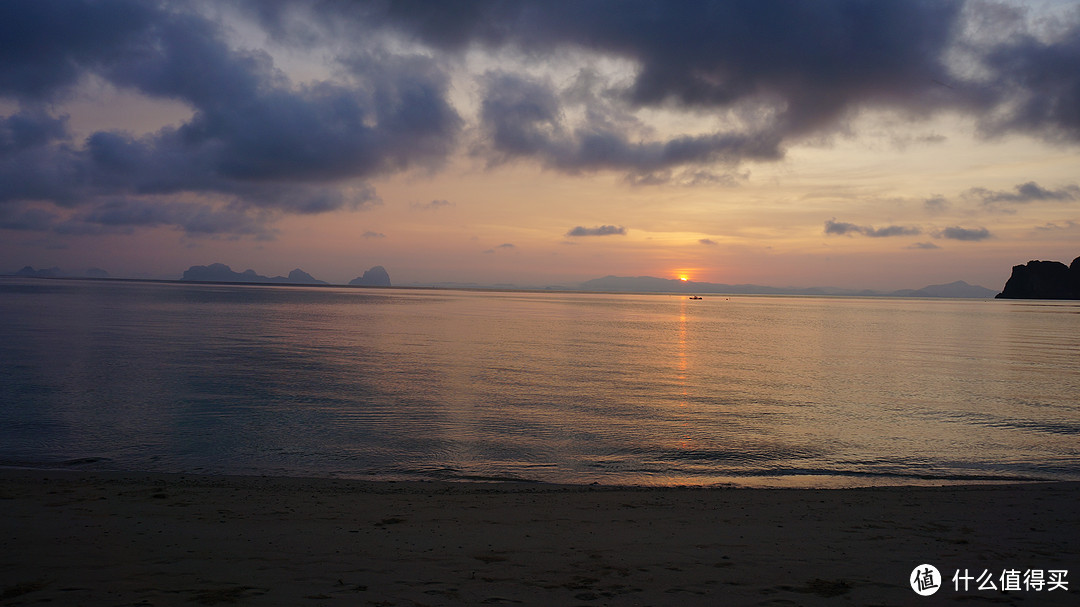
<box><xmin>2</xmin><ymin>0</ymin><xmax>1080</xmax><ymax>239</ymax></box>
<box><xmin>0</xmin><ymin>0</ymin><xmax>459</xmax><ymax>236</ymax></box>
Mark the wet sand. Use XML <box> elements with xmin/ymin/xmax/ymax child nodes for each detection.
<box><xmin>1</xmin><ymin>469</ymin><xmax>1077</xmax><ymax>606</ymax></box>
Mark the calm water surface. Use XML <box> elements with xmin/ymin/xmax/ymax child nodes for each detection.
<box><xmin>1</xmin><ymin>278</ymin><xmax>1078</xmax><ymax>487</ymax></box>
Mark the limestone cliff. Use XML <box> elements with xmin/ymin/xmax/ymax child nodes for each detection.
<box><xmin>996</xmin><ymin>256</ymin><xmax>1080</xmax><ymax>299</ymax></box>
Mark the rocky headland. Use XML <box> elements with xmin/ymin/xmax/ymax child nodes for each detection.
<box><xmin>996</xmin><ymin>256</ymin><xmax>1080</xmax><ymax>299</ymax></box>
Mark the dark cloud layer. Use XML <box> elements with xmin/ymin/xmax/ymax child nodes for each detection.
<box><xmin>0</xmin><ymin>0</ymin><xmax>459</xmax><ymax>235</ymax></box>
<box><xmin>70</xmin><ymin>199</ymin><xmax>275</xmax><ymax>238</ymax></box>
<box><xmin>544</xmin><ymin>0</ymin><xmax>961</xmax><ymax>137</ymax></box>
<box><xmin>0</xmin><ymin>0</ymin><xmax>157</xmax><ymax>101</ymax></box>
<box><xmin>477</xmin><ymin>70</ymin><xmax>783</xmax><ymax>179</ymax></box>
<box><xmin>976</xmin><ymin>17</ymin><xmax>1080</xmax><ymax>141</ymax></box>
<box><xmin>341</xmin><ymin>0</ymin><xmax>961</xmax><ymax>126</ymax></box>
<box><xmin>0</xmin><ymin>205</ymin><xmax>58</xmax><ymax>231</ymax></box>
<box><xmin>2</xmin><ymin>0</ymin><xmax>1080</xmax><ymax>238</ymax></box>
<box><xmin>246</xmin><ymin>0</ymin><xmax>1080</xmax><ymax>176</ymax></box>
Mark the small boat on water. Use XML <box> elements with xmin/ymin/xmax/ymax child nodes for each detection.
<box><xmin>688</xmin><ymin>296</ymin><xmax>702</xmax><ymax>300</ymax></box>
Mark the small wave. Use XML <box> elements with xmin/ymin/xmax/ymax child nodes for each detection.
<box><xmin>379</xmin><ymin>465</ymin><xmax>542</xmax><ymax>484</ymax></box>
<box><xmin>0</xmin><ymin>456</ymin><xmax>115</xmax><ymax>472</ymax></box>
<box><xmin>614</xmin><ymin>444</ymin><xmax>825</xmax><ymax>465</ymax></box>
<box><xmin>727</xmin><ymin>467</ymin><xmax>1052</xmax><ymax>483</ymax></box>
<box><xmin>935</xmin><ymin>410</ymin><xmax>1080</xmax><ymax>436</ymax></box>
<box><xmin>62</xmin><ymin>457</ymin><xmax>111</xmax><ymax>467</ymax></box>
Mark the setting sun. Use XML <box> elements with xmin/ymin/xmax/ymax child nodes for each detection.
<box><xmin>674</xmin><ymin>269</ymin><xmax>694</xmax><ymax>282</ymax></box>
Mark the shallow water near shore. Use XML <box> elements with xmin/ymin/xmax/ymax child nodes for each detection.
<box><xmin>1</xmin><ymin>277</ymin><xmax>1078</xmax><ymax>487</ymax></box>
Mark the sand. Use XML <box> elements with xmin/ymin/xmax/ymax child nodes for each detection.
<box><xmin>1</xmin><ymin>470</ymin><xmax>1077</xmax><ymax>606</ymax></box>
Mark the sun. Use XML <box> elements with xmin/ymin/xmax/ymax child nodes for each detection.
<box><xmin>674</xmin><ymin>269</ymin><xmax>697</xmax><ymax>282</ymax></box>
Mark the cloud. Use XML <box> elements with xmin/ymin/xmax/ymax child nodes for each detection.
<box><xmin>411</xmin><ymin>199</ymin><xmax>455</xmax><ymax>211</ymax></box>
<box><xmin>973</xmin><ymin>12</ymin><xmax>1080</xmax><ymax>141</ymax></box>
<box><xmin>0</xmin><ymin>110</ymin><xmax>86</xmax><ymax>206</ymax></box>
<box><xmin>312</xmin><ymin>0</ymin><xmax>1080</xmax><ymax>145</ymax></box>
<box><xmin>361</xmin><ymin>231</ymin><xmax>386</xmax><ymax>239</ymax></box>
<box><xmin>0</xmin><ymin>111</ymin><xmax>68</xmax><ymax>152</ymax></box>
<box><xmin>676</xmin><ymin>169</ymin><xmax>750</xmax><ymax>187</ymax></box>
<box><xmin>0</xmin><ymin>193</ymin><xmax>283</xmax><ymax>238</ymax></box>
<box><xmin>359</xmin><ymin>1</ymin><xmax>964</xmax><ymax>133</ymax></box>
<box><xmin>1034</xmin><ymin>220</ymin><xmax>1078</xmax><ymax>232</ymax></box>
<box><xmin>566</xmin><ymin>225</ymin><xmax>627</xmax><ymax>237</ymax></box>
<box><xmin>0</xmin><ymin>206</ymin><xmax>57</xmax><ymax>231</ymax></box>
<box><xmin>864</xmin><ymin>225</ymin><xmax>922</xmax><ymax>238</ymax></box>
<box><xmin>967</xmin><ymin>182</ymin><xmax>1080</xmax><ymax>205</ymax></box>
<box><xmin>924</xmin><ymin>195</ymin><xmax>949</xmax><ymax>213</ymax></box>
<box><xmin>0</xmin><ymin>0</ymin><xmax>460</xmax><ymax>237</ymax></box>
<box><xmin>68</xmin><ymin>198</ymin><xmax>277</xmax><ymax>239</ymax></box>
<box><xmin>907</xmin><ymin>242</ymin><xmax>940</xmax><ymax>250</ymax></box>
<box><xmin>823</xmin><ymin>219</ymin><xmax>862</xmax><ymax>236</ymax></box>
<box><xmin>935</xmin><ymin>226</ymin><xmax>992</xmax><ymax>241</ymax></box>
<box><xmin>699</xmin><ymin>238</ymin><xmax>717</xmax><ymax>245</ymax></box>
<box><xmin>481</xmin><ymin>243</ymin><xmax>516</xmax><ymax>254</ymax></box>
<box><xmin>477</xmin><ymin>71</ymin><xmax>783</xmax><ymax>180</ymax></box>
<box><xmin>17</xmin><ymin>237</ymin><xmax>69</xmax><ymax>250</ymax></box>
<box><xmin>0</xmin><ymin>0</ymin><xmax>159</xmax><ymax>101</ymax></box>
<box><xmin>5</xmin><ymin>0</ymin><xmax>1080</xmax><ymax>241</ymax></box>
<box><xmin>824</xmin><ymin>219</ymin><xmax>921</xmax><ymax>237</ymax></box>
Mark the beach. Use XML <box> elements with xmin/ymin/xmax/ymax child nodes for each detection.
<box><xmin>1</xmin><ymin>470</ymin><xmax>1076</xmax><ymax>606</ymax></box>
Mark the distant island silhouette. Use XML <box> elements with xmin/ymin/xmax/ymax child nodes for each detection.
<box><xmin>181</xmin><ymin>263</ymin><xmax>328</xmax><ymax>285</ymax></box>
<box><xmin>10</xmin><ymin>265</ymin><xmax>110</xmax><ymax>279</ymax></box>
<box><xmin>577</xmin><ymin>276</ymin><xmax>997</xmax><ymax>298</ymax></box>
<box><xmin>2</xmin><ymin>263</ymin><xmax>1017</xmax><ymax>298</ymax></box>
<box><xmin>996</xmin><ymin>256</ymin><xmax>1080</xmax><ymax>299</ymax></box>
<box><xmin>179</xmin><ymin>263</ymin><xmax>391</xmax><ymax>287</ymax></box>
<box><xmin>349</xmin><ymin>265</ymin><xmax>391</xmax><ymax>287</ymax></box>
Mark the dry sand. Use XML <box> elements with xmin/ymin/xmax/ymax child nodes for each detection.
<box><xmin>1</xmin><ymin>470</ymin><xmax>1077</xmax><ymax>606</ymax></box>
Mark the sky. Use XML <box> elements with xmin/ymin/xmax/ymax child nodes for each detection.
<box><xmin>1</xmin><ymin>0</ymin><xmax>1079</xmax><ymax>290</ymax></box>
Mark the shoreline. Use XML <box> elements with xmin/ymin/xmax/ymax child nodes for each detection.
<box><xmin>3</xmin><ymin>458</ymin><xmax>1066</xmax><ymax>490</ymax></box>
<box><xmin>2</xmin><ymin>469</ymin><xmax>1077</xmax><ymax>605</ymax></box>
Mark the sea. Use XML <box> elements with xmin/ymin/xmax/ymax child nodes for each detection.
<box><xmin>1</xmin><ymin>277</ymin><xmax>1078</xmax><ymax>488</ymax></box>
